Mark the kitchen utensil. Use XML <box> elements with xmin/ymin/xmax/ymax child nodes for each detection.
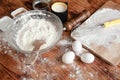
<box><xmin>25</xmin><ymin>40</ymin><xmax>45</xmax><ymax>65</ymax></box>
<box><xmin>71</xmin><ymin>1</ymin><xmax>120</xmax><ymax>65</ymax></box>
<box><xmin>64</xmin><ymin>10</ymin><xmax>90</xmax><ymax>31</ymax></box>
<box><xmin>104</xmin><ymin>18</ymin><xmax>120</xmax><ymax>27</ymax></box>
<box><xmin>33</xmin><ymin>0</ymin><xmax>51</xmax><ymax>10</ymax></box>
<box><xmin>51</xmin><ymin>2</ymin><xmax>68</xmax><ymax>23</ymax></box>
<box><xmin>0</xmin><ymin>7</ymin><xmax>63</xmax><ymax>55</ymax></box>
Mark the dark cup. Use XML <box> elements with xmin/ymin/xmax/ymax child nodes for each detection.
<box><xmin>51</xmin><ymin>2</ymin><xmax>68</xmax><ymax>23</ymax></box>
<box><xmin>33</xmin><ymin>0</ymin><xmax>50</xmax><ymax>11</ymax></box>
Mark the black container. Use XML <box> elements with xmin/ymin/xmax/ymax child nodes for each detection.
<box><xmin>51</xmin><ymin>2</ymin><xmax>68</xmax><ymax>23</ymax></box>
<box><xmin>33</xmin><ymin>0</ymin><xmax>51</xmax><ymax>11</ymax></box>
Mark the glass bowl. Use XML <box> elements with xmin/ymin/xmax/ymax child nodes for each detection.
<box><xmin>3</xmin><ymin>10</ymin><xmax>63</xmax><ymax>54</ymax></box>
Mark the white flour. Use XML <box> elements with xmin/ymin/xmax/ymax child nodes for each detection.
<box><xmin>16</xmin><ymin>19</ymin><xmax>57</xmax><ymax>52</ymax></box>
<box><xmin>71</xmin><ymin>8</ymin><xmax>120</xmax><ymax>46</ymax></box>
<box><xmin>57</xmin><ymin>39</ymin><xmax>72</xmax><ymax>46</ymax></box>
<box><xmin>0</xmin><ymin>36</ymin><xmax>100</xmax><ymax>80</ymax></box>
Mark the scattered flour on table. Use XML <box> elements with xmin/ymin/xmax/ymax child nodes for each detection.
<box><xmin>57</xmin><ymin>39</ymin><xmax>73</xmax><ymax>52</ymax></box>
<box><xmin>0</xmin><ymin>32</ymin><xmax>99</xmax><ymax>80</ymax></box>
<box><xmin>57</xmin><ymin>39</ymin><xmax>72</xmax><ymax>46</ymax></box>
<box><xmin>0</xmin><ymin>39</ymin><xmax>58</xmax><ymax>80</ymax></box>
<box><xmin>69</xmin><ymin>63</ymin><xmax>83</xmax><ymax>79</ymax></box>
<box><xmin>61</xmin><ymin>63</ymin><xmax>98</xmax><ymax>80</ymax></box>
<box><xmin>16</xmin><ymin>19</ymin><xmax>58</xmax><ymax>52</ymax></box>
<box><xmin>0</xmin><ymin>38</ymin><xmax>58</xmax><ymax>80</ymax></box>
<box><xmin>71</xmin><ymin>8</ymin><xmax>120</xmax><ymax>46</ymax></box>
<box><xmin>20</xmin><ymin>57</ymin><xmax>58</xmax><ymax>80</ymax></box>
<box><xmin>0</xmin><ymin>36</ymin><xmax>13</xmax><ymax>54</ymax></box>
<box><xmin>20</xmin><ymin>77</ymin><xmax>34</xmax><ymax>80</ymax></box>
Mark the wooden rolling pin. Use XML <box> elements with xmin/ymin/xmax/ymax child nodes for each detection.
<box><xmin>64</xmin><ymin>10</ymin><xmax>91</xmax><ymax>31</ymax></box>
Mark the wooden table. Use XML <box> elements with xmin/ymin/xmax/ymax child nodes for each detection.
<box><xmin>0</xmin><ymin>0</ymin><xmax>120</xmax><ymax>80</ymax></box>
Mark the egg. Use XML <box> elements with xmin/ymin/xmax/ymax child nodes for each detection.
<box><xmin>62</xmin><ymin>51</ymin><xmax>75</xmax><ymax>64</ymax></box>
<box><xmin>80</xmin><ymin>53</ymin><xmax>95</xmax><ymax>63</ymax></box>
<box><xmin>72</xmin><ymin>40</ymin><xmax>82</xmax><ymax>55</ymax></box>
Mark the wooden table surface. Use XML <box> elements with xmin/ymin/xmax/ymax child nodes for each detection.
<box><xmin>0</xmin><ymin>0</ymin><xmax>120</xmax><ymax>80</ymax></box>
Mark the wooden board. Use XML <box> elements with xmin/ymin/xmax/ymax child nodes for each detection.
<box><xmin>71</xmin><ymin>1</ymin><xmax>120</xmax><ymax>66</ymax></box>
<box><xmin>1</xmin><ymin>0</ymin><xmax>120</xmax><ymax>80</ymax></box>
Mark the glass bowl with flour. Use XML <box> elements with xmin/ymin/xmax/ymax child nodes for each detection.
<box><xmin>1</xmin><ymin>10</ymin><xmax>63</xmax><ymax>54</ymax></box>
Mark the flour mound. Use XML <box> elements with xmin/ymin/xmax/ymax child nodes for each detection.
<box><xmin>16</xmin><ymin>19</ymin><xmax>57</xmax><ymax>52</ymax></box>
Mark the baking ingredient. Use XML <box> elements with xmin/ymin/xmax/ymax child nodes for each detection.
<box><xmin>16</xmin><ymin>19</ymin><xmax>57</xmax><ymax>52</ymax></box>
<box><xmin>62</xmin><ymin>51</ymin><xmax>75</xmax><ymax>64</ymax></box>
<box><xmin>61</xmin><ymin>63</ymin><xmax>99</xmax><ymax>80</ymax></box>
<box><xmin>71</xmin><ymin>8</ymin><xmax>120</xmax><ymax>65</ymax></box>
<box><xmin>71</xmin><ymin>8</ymin><xmax>120</xmax><ymax>46</ymax></box>
<box><xmin>80</xmin><ymin>53</ymin><xmax>95</xmax><ymax>63</ymax></box>
<box><xmin>57</xmin><ymin>39</ymin><xmax>72</xmax><ymax>46</ymax></box>
<box><xmin>0</xmin><ymin>34</ymin><xmax>99</xmax><ymax>80</ymax></box>
<box><xmin>72</xmin><ymin>40</ymin><xmax>82</xmax><ymax>55</ymax></box>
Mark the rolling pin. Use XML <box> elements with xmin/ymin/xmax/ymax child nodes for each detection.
<box><xmin>104</xmin><ymin>18</ymin><xmax>120</xmax><ymax>27</ymax></box>
<box><xmin>64</xmin><ymin>10</ymin><xmax>91</xmax><ymax>31</ymax></box>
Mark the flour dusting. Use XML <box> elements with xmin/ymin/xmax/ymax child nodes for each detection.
<box><xmin>16</xmin><ymin>19</ymin><xmax>58</xmax><ymax>52</ymax></box>
<box><xmin>71</xmin><ymin>8</ymin><xmax>120</xmax><ymax>46</ymax></box>
<box><xmin>57</xmin><ymin>39</ymin><xmax>72</xmax><ymax>46</ymax></box>
<box><xmin>0</xmin><ymin>36</ymin><xmax>100</xmax><ymax>80</ymax></box>
<box><xmin>19</xmin><ymin>57</ymin><xmax>58</xmax><ymax>80</ymax></box>
<box><xmin>61</xmin><ymin>63</ymin><xmax>98</xmax><ymax>80</ymax></box>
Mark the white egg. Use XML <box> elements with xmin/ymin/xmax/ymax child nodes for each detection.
<box><xmin>72</xmin><ymin>40</ymin><xmax>82</xmax><ymax>55</ymax></box>
<box><xmin>62</xmin><ymin>51</ymin><xmax>75</xmax><ymax>64</ymax></box>
<box><xmin>80</xmin><ymin>53</ymin><xmax>95</xmax><ymax>63</ymax></box>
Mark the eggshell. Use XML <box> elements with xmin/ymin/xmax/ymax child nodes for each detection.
<box><xmin>80</xmin><ymin>53</ymin><xmax>95</xmax><ymax>63</ymax></box>
<box><xmin>62</xmin><ymin>51</ymin><xmax>75</xmax><ymax>64</ymax></box>
<box><xmin>72</xmin><ymin>40</ymin><xmax>82</xmax><ymax>55</ymax></box>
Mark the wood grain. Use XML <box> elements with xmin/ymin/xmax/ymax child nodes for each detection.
<box><xmin>0</xmin><ymin>0</ymin><xmax>120</xmax><ymax>80</ymax></box>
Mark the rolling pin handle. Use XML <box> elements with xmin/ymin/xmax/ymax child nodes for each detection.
<box><xmin>64</xmin><ymin>10</ymin><xmax>91</xmax><ymax>31</ymax></box>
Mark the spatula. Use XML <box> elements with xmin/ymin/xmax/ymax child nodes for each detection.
<box><xmin>25</xmin><ymin>40</ymin><xmax>45</xmax><ymax>65</ymax></box>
